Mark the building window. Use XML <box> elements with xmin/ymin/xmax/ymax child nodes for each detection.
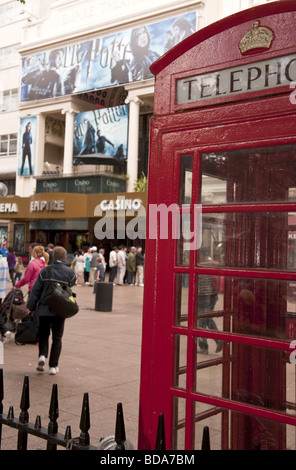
<box><xmin>0</xmin><ymin>0</ymin><xmax>33</xmax><ymax>26</ymax></box>
<box><xmin>0</xmin><ymin>89</ymin><xmax>19</xmax><ymax>112</ymax></box>
<box><xmin>0</xmin><ymin>45</ymin><xmax>20</xmax><ymax>69</ymax></box>
<box><xmin>0</xmin><ymin>134</ymin><xmax>18</xmax><ymax>156</ymax></box>
<box><xmin>0</xmin><ymin>1</ymin><xmax>18</xmax><ymax>26</ymax></box>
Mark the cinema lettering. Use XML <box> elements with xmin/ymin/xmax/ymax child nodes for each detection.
<box><xmin>0</xmin><ymin>203</ymin><xmax>18</xmax><ymax>213</ymax></box>
<box><xmin>30</xmin><ymin>200</ymin><xmax>65</xmax><ymax>212</ymax></box>
<box><xmin>177</xmin><ymin>53</ymin><xmax>296</xmax><ymax>104</ymax></box>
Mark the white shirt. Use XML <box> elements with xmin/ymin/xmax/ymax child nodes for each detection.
<box><xmin>109</xmin><ymin>250</ymin><xmax>117</xmax><ymax>268</ymax></box>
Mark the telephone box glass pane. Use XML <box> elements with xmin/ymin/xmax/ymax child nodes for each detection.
<box><xmin>172</xmin><ymin>396</ymin><xmax>186</xmax><ymax>450</ymax></box>
<box><xmin>197</xmin><ymin>212</ymin><xmax>296</xmax><ymax>270</ymax></box>
<box><xmin>173</xmin><ymin>334</ymin><xmax>187</xmax><ymax>389</ymax></box>
<box><xmin>179</xmin><ymin>155</ymin><xmax>193</xmax><ymax>205</ymax></box>
<box><xmin>175</xmin><ymin>273</ymin><xmax>189</xmax><ymax>327</ymax></box>
<box><xmin>193</xmin><ymin>406</ymin><xmax>293</xmax><ymax>450</ymax></box>
<box><xmin>196</xmin><ymin>274</ymin><xmax>296</xmax><ymax>342</ymax></box>
<box><xmin>193</xmin><ymin>402</ymin><xmax>223</xmax><ymax>450</ymax></box>
<box><xmin>194</xmin><ymin>340</ymin><xmax>295</xmax><ymax>420</ymax></box>
<box><xmin>177</xmin><ymin>154</ymin><xmax>193</xmax><ymax>266</ymax></box>
<box><xmin>176</xmin><ymin>211</ymin><xmax>191</xmax><ymax>266</ymax></box>
<box><xmin>201</xmin><ymin>145</ymin><xmax>296</xmax><ymax>204</ymax></box>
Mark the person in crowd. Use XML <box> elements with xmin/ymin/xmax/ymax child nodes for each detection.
<box><xmin>27</xmin><ymin>246</ymin><xmax>76</xmax><ymax>375</ymax></box>
<box><xmin>99</xmin><ymin>248</ymin><xmax>106</xmax><ymax>280</ymax></box>
<box><xmin>13</xmin><ymin>256</ymin><xmax>24</xmax><ymax>284</ymax></box>
<box><xmin>46</xmin><ymin>243</ymin><xmax>54</xmax><ymax>265</ymax></box>
<box><xmin>15</xmin><ymin>245</ymin><xmax>46</xmax><ymax>295</ymax></box>
<box><xmin>73</xmin><ymin>249</ymin><xmax>85</xmax><ymax>286</ymax></box>
<box><xmin>7</xmin><ymin>246</ymin><xmax>16</xmax><ymax>284</ymax></box>
<box><xmin>0</xmin><ymin>255</ymin><xmax>8</xmax><ymax>306</ymax></box>
<box><xmin>83</xmin><ymin>247</ymin><xmax>92</xmax><ymax>284</ymax></box>
<box><xmin>135</xmin><ymin>247</ymin><xmax>145</xmax><ymax>286</ymax></box>
<box><xmin>126</xmin><ymin>247</ymin><xmax>136</xmax><ymax>285</ymax></box>
<box><xmin>43</xmin><ymin>251</ymin><xmax>50</xmax><ymax>266</ymax></box>
<box><xmin>197</xmin><ymin>247</ymin><xmax>222</xmax><ymax>354</ymax></box>
<box><xmin>0</xmin><ymin>241</ymin><xmax>8</xmax><ymax>258</ymax></box>
<box><xmin>108</xmin><ymin>246</ymin><xmax>118</xmax><ymax>284</ymax></box>
<box><xmin>117</xmin><ymin>245</ymin><xmax>127</xmax><ymax>285</ymax></box>
<box><xmin>89</xmin><ymin>246</ymin><xmax>98</xmax><ymax>286</ymax></box>
<box><xmin>93</xmin><ymin>255</ymin><xmax>105</xmax><ymax>294</ymax></box>
<box><xmin>95</xmin><ymin>255</ymin><xmax>105</xmax><ymax>282</ymax></box>
<box><xmin>28</xmin><ymin>242</ymin><xmax>38</xmax><ymax>261</ymax></box>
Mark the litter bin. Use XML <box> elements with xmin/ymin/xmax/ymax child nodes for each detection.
<box><xmin>95</xmin><ymin>282</ymin><xmax>113</xmax><ymax>312</ymax></box>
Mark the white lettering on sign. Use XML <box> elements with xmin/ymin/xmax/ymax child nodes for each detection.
<box><xmin>30</xmin><ymin>200</ymin><xmax>65</xmax><ymax>212</ymax></box>
<box><xmin>100</xmin><ymin>198</ymin><xmax>142</xmax><ymax>211</ymax></box>
<box><xmin>0</xmin><ymin>203</ymin><xmax>18</xmax><ymax>213</ymax></box>
<box><xmin>176</xmin><ymin>53</ymin><xmax>296</xmax><ymax>105</ymax></box>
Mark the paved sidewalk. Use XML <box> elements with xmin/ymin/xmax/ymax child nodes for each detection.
<box><xmin>0</xmin><ymin>282</ymin><xmax>144</xmax><ymax>450</ymax></box>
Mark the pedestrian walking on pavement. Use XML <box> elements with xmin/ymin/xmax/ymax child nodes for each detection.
<box><xmin>27</xmin><ymin>246</ymin><xmax>76</xmax><ymax>375</ymax></box>
<box><xmin>109</xmin><ymin>246</ymin><xmax>118</xmax><ymax>284</ymax></box>
<box><xmin>89</xmin><ymin>246</ymin><xmax>98</xmax><ymax>286</ymax></box>
<box><xmin>117</xmin><ymin>245</ymin><xmax>127</xmax><ymax>285</ymax></box>
<box><xmin>126</xmin><ymin>247</ymin><xmax>136</xmax><ymax>285</ymax></box>
<box><xmin>135</xmin><ymin>247</ymin><xmax>144</xmax><ymax>286</ymax></box>
<box><xmin>13</xmin><ymin>256</ymin><xmax>24</xmax><ymax>284</ymax></box>
<box><xmin>15</xmin><ymin>245</ymin><xmax>46</xmax><ymax>295</ymax></box>
<box><xmin>7</xmin><ymin>246</ymin><xmax>16</xmax><ymax>284</ymax></box>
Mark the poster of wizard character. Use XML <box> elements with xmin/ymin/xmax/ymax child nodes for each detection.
<box><xmin>73</xmin><ymin>105</ymin><xmax>129</xmax><ymax>167</ymax></box>
<box><xmin>18</xmin><ymin>116</ymin><xmax>37</xmax><ymax>176</ymax></box>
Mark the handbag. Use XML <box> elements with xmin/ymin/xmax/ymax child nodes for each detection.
<box><xmin>11</xmin><ymin>302</ymin><xmax>30</xmax><ymax>320</ymax></box>
<box><xmin>44</xmin><ymin>266</ymin><xmax>79</xmax><ymax>319</ymax></box>
<box><xmin>15</xmin><ymin>316</ymin><xmax>38</xmax><ymax>345</ymax></box>
<box><xmin>11</xmin><ymin>290</ymin><xmax>30</xmax><ymax>321</ymax></box>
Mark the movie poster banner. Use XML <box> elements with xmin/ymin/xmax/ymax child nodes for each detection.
<box><xmin>18</xmin><ymin>117</ymin><xmax>37</xmax><ymax>176</ymax></box>
<box><xmin>20</xmin><ymin>12</ymin><xmax>195</xmax><ymax>102</ymax></box>
<box><xmin>73</xmin><ymin>105</ymin><xmax>129</xmax><ymax>166</ymax></box>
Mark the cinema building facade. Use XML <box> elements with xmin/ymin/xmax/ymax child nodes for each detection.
<box><xmin>0</xmin><ymin>0</ymin><xmax>197</xmax><ymax>256</ymax></box>
<box><xmin>0</xmin><ymin>0</ymin><xmax>270</xmax><ymax>258</ymax></box>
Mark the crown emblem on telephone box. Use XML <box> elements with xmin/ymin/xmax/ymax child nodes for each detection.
<box><xmin>239</xmin><ymin>21</ymin><xmax>274</xmax><ymax>54</ymax></box>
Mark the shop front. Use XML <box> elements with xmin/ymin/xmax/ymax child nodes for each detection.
<box><xmin>0</xmin><ymin>191</ymin><xmax>147</xmax><ymax>263</ymax></box>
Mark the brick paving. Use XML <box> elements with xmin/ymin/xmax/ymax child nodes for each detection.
<box><xmin>0</xmin><ymin>281</ymin><xmax>144</xmax><ymax>450</ymax></box>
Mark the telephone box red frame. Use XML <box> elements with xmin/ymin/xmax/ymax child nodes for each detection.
<box><xmin>138</xmin><ymin>1</ymin><xmax>296</xmax><ymax>450</ymax></box>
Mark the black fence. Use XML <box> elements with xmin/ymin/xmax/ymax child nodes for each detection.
<box><xmin>0</xmin><ymin>369</ymin><xmax>131</xmax><ymax>450</ymax></box>
<box><xmin>0</xmin><ymin>368</ymin><xmax>212</xmax><ymax>451</ymax></box>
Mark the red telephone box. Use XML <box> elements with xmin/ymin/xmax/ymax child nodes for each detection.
<box><xmin>138</xmin><ymin>1</ymin><xmax>296</xmax><ymax>450</ymax></box>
